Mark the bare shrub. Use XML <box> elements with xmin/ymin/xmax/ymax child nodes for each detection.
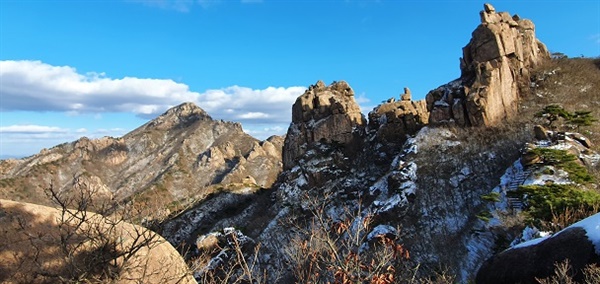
<box><xmin>536</xmin><ymin>259</ymin><xmax>600</xmax><ymax>284</ymax></box>
<box><xmin>194</xmin><ymin>230</ymin><xmax>268</xmax><ymax>284</ymax></box>
<box><xmin>284</xmin><ymin>194</ymin><xmax>413</xmax><ymax>284</ymax></box>
<box><xmin>538</xmin><ymin>204</ymin><xmax>600</xmax><ymax>233</ymax></box>
<box><xmin>0</xmin><ymin>180</ymin><xmax>193</xmax><ymax>284</ymax></box>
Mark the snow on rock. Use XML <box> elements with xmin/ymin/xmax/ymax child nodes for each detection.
<box><xmin>523</xmin><ymin>166</ymin><xmax>571</xmax><ymax>185</ymax></box>
<box><xmin>566</xmin><ymin>212</ymin><xmax>600</xmax><ymax>255</ymax></box>
<box><xmin>508</xmin><ymin>213</ymin><xmax>600</xmax><ymax>252</ymax></box>
<box><xmin>367</xmin><ymin>224</ymin><xmax>397</xmax><ymax>241</ymax></box>
<box><xmin>374</xmin><ymin>194</ymin><xmax>405</xmax><ymax>214</ymax></box>
<box><xmin>510</xmin><ymin>226</ymin><xmax>550</xmax><ymax>249</ymax></box>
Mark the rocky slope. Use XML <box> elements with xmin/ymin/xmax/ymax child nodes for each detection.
<box><xmin>2</xmin><ymin>3</ymin><xmax>599</xmax><ymax>284</ymax></box>
<box><xmin>160</xmin><ymin>4</ymin><xmax>595</xmax><ymax>283</ymax></box>
<box><xmin>0</xmin><ymin>102</ymin><xmax>283</xmax><ymax>219</ymax></box>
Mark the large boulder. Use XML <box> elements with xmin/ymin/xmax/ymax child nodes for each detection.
<box><xmin>426</xmin><ymin>3</ymin><xmax>549</xmax><ymax>126</ymax></box>
<box><xmin>476</xmin><ymin>213</ymin><xmax>600</xmax><ymax>283</ymax></box>
<box><xmin>0</xmin><ymin>199</ymin><xmax>195</xmax><ymax>284</ymax></box>
<box><xmin>283</xmin><ymin>80</ymin><xmax>366</xmax><ymax>170</ymax></box>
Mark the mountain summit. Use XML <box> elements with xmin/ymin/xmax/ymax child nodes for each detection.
<box><xmin>427</xmin><ymin>3</ymin><xmax>550</xmax><ymax>127</ymax></box>
<box><xmin>0</xmin><ymin>102</ymin><xmax>283</xmax><ymax>218</ymax></box>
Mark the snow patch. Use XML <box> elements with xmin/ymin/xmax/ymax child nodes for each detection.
<box><xmin>367</xmin><ymin>225</ymin><xmax>397</xmax><ymax>241</ymax></box>
<box><xmin>374</xmin><ymin>194</ymin><xmax>405</xmax><ymax>213</ymax></box>
<box><xmin>510</xmin><ymin>226</ymin><xmax>550</xmax><ymax>249</ymax></box>
<box><xmin>569</xmin><ymin>212</ymin><xmax>600</xmax><ymax>255</ymax></box>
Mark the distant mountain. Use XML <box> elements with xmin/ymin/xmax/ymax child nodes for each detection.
<box><xmin>0</xmin><ymin>102</ymin><xmax>283</xmax><ymax>219</ymax></box>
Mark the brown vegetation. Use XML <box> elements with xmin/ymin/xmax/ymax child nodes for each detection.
<box><xmin>0</xmin><ymin>183</ymin><xmax>194</xmax><ymax>284</ymax></box>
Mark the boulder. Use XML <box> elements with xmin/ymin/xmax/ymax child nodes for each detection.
<box><xmin>569</xmin><ymin>133</ymin><xmax>593</xmax><ymax>149</ymax></box>
<box><xmin>476</xmin><ymin>213</ymin><xmax>600</xmax><ymax>284</ymax></box>
<box><xmin>0</xmin><ymin>199</ymin><xmax>195</xmax><ymax>284</ymax></box>
<box><xmin>426</xmin><ymin>3</ymin><xmax>549</xmax><ymax>127</ymax></box>
<box><xmin>283</xmin><ymin>80</ymin><xmax>366</xmax><ymax>170</ymax></box>
<box><xmin>401</xmin><ymin>87</ymin><xmax>412</xmax><ymax>101</ymax></box>
<box><xmin>533</xmin><ymin>125</ymin><xmax>549</xmax><ymax>141</ymax></box>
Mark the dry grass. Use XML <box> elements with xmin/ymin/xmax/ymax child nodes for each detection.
<box><xmin>537</xmin><ymin>259</ymin><xmax>600</xmax><ymax>284</ymax></box>
<box><xmin>523</xmin><ymin>57</ymin><xmax>600</xmax><ymax>151</ymax></box>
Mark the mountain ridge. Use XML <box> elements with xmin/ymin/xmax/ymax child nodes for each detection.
<box><xmin>2</xmin><ymin>3</ymin><xmax>600</xmax><ymax>283</ymax></box>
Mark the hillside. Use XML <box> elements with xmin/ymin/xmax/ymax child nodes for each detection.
<box><xmin>0</xmin><ymin>102</ymin><xmax>283</xmax><ymax>220</ymax></box>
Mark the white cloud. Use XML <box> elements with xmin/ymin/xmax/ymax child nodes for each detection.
<box><xmin>237</xmin><ymin>112</ymin><xmax>270</xmax><ymax>119</ymax></box>
<box><xmin>243</xmin><ymin>124</ymin><xmax>288</xmax><ymax>140</ymax></box>
<box><xmin>0</xmin><ymin>59</ymin><xmax>305</xmax><ymax>136</ymax></box>
<box><xmin>0</xmin><ymin>124</ymin><xmax>129</xmax><ymax>157</ymax></box>
<box><xmin>0</xmin><ymin>125</ymin><xmax>68</xmax><ymax>133</ymax></box>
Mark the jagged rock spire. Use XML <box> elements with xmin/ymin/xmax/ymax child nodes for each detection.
<box><xmin>283</xmin><ymin>80</ymin><xmax>366</xmax><ymax>170</ymax></box>
<box><xmin>426</xmin><ymin>3</ymin><xmax>550</xmax><ymax>127</ymax></box>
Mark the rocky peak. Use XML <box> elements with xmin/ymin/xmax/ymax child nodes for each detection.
<box><xmin>426</xmin><ymin>3</ymin><xmax>550</xmax><ymax>127</ymax></box>
<box><xmin>145</xmin><ymin>102</ymin><xmax>212</xmax><ymax>131</ymax></box>
<box><xmin>368</xmin><ymin>87</ymin><xmax>429</xmax><ymax>143</ymax></box>
<box><xmin>283</xmin><ymin>80</ymin><xmax>366</xmax><ymax>170</ymax></box>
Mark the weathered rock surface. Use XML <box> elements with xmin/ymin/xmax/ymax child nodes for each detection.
<box><xmin>426</xmin><ymin>3</ymin><xmax>549</xmax><ymax>126</ymax></box>
<box><xmin>369</xmin><ymin>87</ymin><xmax>429</xmax><ymax>142</ymax></box>
<box><xmin>0</xmin><ymin>102</ymin><xmax>283</xmax><ymax>219</ymax></box>
<box><xmin>533</xmin><ymin>124</ymin><xmax>550</xmax><ymax>140</ymax></box>
<box><xmin>283</xmin><ymin>80</ymin><xmax>366</xmax><ymax>170</ymax></box>
<box><xmin>0</xmin><ymin>199</ymin><xmax>195</xmax><ymax>284</ymax></box>
<box><xmin>476</xmin><ymin>225</ymin><xmax>600</xmax><ymax>284</ymax></box>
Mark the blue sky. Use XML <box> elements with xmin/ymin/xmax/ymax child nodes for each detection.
<box><xmin>1</xmin><ymin>0</ymin><xmax>599</xmax><ymax>158</ymax></box>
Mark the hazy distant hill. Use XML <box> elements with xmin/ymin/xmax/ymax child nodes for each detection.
<box><xmin>0</xmin><ymin>102</ymin><xmax>283</xmax><ymax>219</ymax></box>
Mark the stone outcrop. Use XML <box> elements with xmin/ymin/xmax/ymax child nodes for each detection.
<box><xmin>426</xmin><ymin>3</ymin><xmax>549</xmax><ymax>126</ymax></box>
<box><xmin>476</xmin><ymin>222</ymin><xmax>600</xmax><ymax>283</ymax></box>
<box><xmin>283</xmin><ymin>80</ymin><xmax>366</xmax><ymax>170</ymax></box>
<box><xmin>0</xmin><ymin>199</ymin><xmax>195</xmax><ymax>284</ymax></box>
<box><xmin>368</xmin><ymin>87</ymin><xmax>429</xmax><ymax>142</ymax></box>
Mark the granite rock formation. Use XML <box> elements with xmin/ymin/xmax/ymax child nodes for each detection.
<box><xmin>426</xmin><ymin>3</ymin><xmax>549</xmax><ymax>126</ymax></box>
<box><xmin>0</xmin><ymin>199</ymin><xmax>195</xmax><ymax>284</ymax></box>
<box><xmin>368</xmin><ymin>87</ymin><xmax>429</xmax><ymax>142</ymax></box>
<box><xmin>283</xmin><ymin>80</ymin><xmax>366</xmax><ymax>170</ymax></box>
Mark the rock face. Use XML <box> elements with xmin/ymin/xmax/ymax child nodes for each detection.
<box><xmin>368</xmin><ymin>87</ymin><xmax>429</xmax><ymax>142</ymax></box>
<box><xmin>426</xmin><ymin>3</ymin><xmax>549</xmax><ymax>126</ymax></box>
<box><xmin>476</xmin><ymin>223</ymin><xmax>600</xmax><ymax>283</ymax></box>
<box><xmin>0</xmin><ymin>102</ymin><xmax>283</xmax><ymax>220</ymax></box>
<box><xmin>0</xmin><ymin>199</ymin><xmax>195</xmax><ymax>284</ymax></box>
<box><xmin>283</xmin><ymin>80</ymin><xmax>366</xmax><ymax>170</ymax></box>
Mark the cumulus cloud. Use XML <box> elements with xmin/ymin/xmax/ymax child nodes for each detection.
<box><xmin>0</xmin><ymin>60</ymin><xmax>305</xmax><ymax>125</ymax></box>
